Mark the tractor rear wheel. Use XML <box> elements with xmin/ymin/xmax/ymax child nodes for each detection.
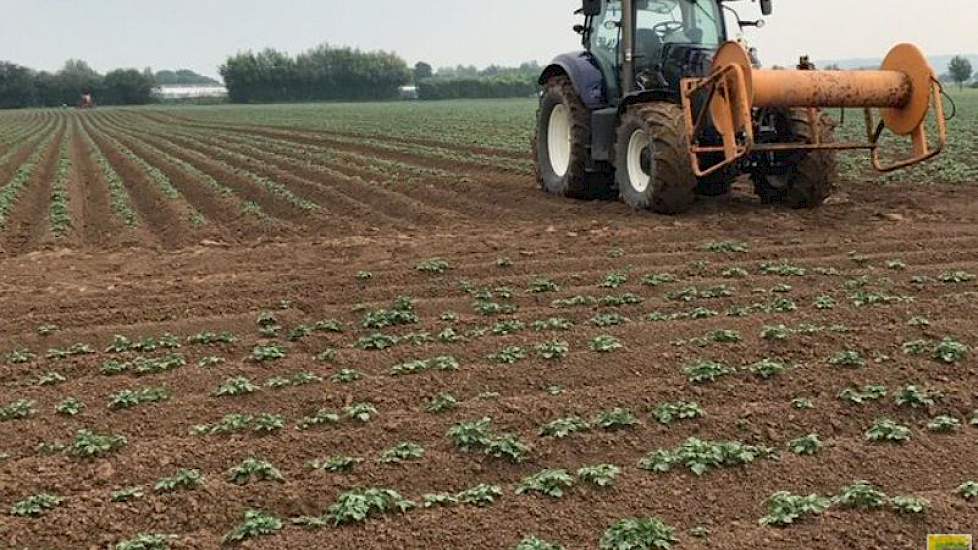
<box><xmin>533</xmin><ymin>75</ymin><xmax>611</xmax><ymax>199</ymax></box>
<box><xmin>614</xmin><ymin>103</ymin><xmax>697</xmax><ymax>214</ymax></box>
<box><xmin>752</xmin><ymin>108</ymin><xmax>838</xmax><ymax>208</ymax></box>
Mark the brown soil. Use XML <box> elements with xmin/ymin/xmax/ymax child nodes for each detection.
<box><xmin>0</xmin><ymin>110</ymin><xmax>976</xmax><ymax>550</ymax></box>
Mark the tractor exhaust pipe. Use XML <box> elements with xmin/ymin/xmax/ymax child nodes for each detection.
<box><xmin>681</xmin><ymin>42</ymin><xmax>948</xmax><ymax>176</ymax></box>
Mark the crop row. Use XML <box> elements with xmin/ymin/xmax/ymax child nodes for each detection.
<box><xmin>0</xmin><ymin>127</ymin><xmax>59</xmax><ymax>230</ymax></box>
<box><xmin>77</xmin><ymin>122</ymin><xmax>140</xmax><ymax>227</ymax></box>
<box><xmin>48</xmin><ymin>122</ymin><xmax>74</xmax><ymax>238</ymax></box>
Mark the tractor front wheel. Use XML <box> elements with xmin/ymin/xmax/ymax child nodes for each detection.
<box><xmin>614</xmin><ymin>103</ymin><xmax>697</xmax><ymax>214</ymax></box>
<box><xmin>533</xmin><ymin>75</ymin><xmax>610</xmax><ymax>199</ymax></box>
<box><xmin>752</xmin><ymin>108</ymin><xmax>838</xmax><ymax>208</ymax></box>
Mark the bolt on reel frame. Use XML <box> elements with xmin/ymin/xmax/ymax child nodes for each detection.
<box><xmin>679</xmin><ymin>42</ymin><xmax>948</xmax><ymax>178</ymax></box>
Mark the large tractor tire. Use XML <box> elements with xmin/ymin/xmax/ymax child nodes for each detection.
<box><xmin>614</xmin><ymin>103</ymin><xmax>697</xmax><ymax>214</ymax></box>
<box><xmin>533</xmin><ymin>75</ymin><xmax>611</xmax><ymax>199</ymax></box>
<box><xmin>752</xmin><ymin>108</ymin><xmax>838</xmax><ymax>208</ymax></box>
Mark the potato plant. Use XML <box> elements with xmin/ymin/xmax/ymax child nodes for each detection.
<box><xmin>154</xmin><ymin>469</ymin><xmax>203</xmax><ymax>493</ymax></box>
<box><xmin>895</xmin><ymin>385</ymin><xmax>940</xmax><ymax>408</ymax></box>
<box><xmin>111</xmin><ymin>487</ymin><xmax>144</xmax><ymax>503</ymax></box>
<box><xmin>456</xmin><ymin>483</ymin><xmax>503</xmax><ymax>507</ymax></box>
<box><xmin>448</xmin><ymin>418</ymin><xmax>528</xmax><ymax>462</ymax></box>
<box><xmin>326</xmin><ymin>488</ymin><xmax>415</xmax><ymax>525</ymax></box>
<box><xmin>759</xmin><ymin>491</ymin><xmax>831</xmax><ymax>527</ymax></box>
<box><xmin>488</xmin><ymin>346</ymin><xmax>527</xmax><ymax>364</ymax></box>
<box><xmin>791</xmin><ymin>397</ymin><xmax>815</xmax><ymax>410</ymax></box>
<box><xmin>535</xmin><ymin>340</ymin><xmax>569</xmax><ymax>360</ymax></box>
<box><xmin>528</xmin><ymin>278</ymin><xmax>560</xmax><ymax>293</ymax></box>
<box><xmin>250</xmin><ymin>344</ymin><xmax>286</xmax><ymax>362</ymax></box>
<box><xmin>926</xmin><ymin>415</ymin><xmax>961</xmax><ymax>433</ymax></box>
<box><xmin>684</xmin><ymin>361</ymin><xmax>733</xmax><ymax>384</ymax></box>
<box><xmin>639</xmin><ymin>438</ymin><xmax>776</xmax><ymax>475</ymax></box>
<box><xmin>788</xmin><ymin>434</ymin><xmax>823</xmax><ymax>455</ymax></box>
<box><xmin>109</xmin><ymin>387</ymin><xmax>170</xmax><ymax>409</ymax></box>
<box><xmin>380</xmin><ymin>442</ymin><xmax>425</xmax><ymax>463</ymax></box>
<box><xmin>69</xmin><ymin>430</ymin><xmax>127</xmax><ymax>458</ymax></box>
<box><xmin>228</xmin><ymin>458</ymin><xmax>284</xmax><ymax>485</ymax></box>
<box><xmin>10</xmin><ymin>493</ymin><xmax>63</xmax><ymax>517</ymax></box>
<box><xmin>297</xmin><ymin>409</ymin><xmax>340</xmax><ymax>430</ymax></box>
<box><xmin>652</xmin><ymin>401</ymin><xmax>704</xmax><ymax>425</ymax></box>
<box><xmin>390</xmin><ymin>355</ymin><xmax>458</xmax><ymax>376</ymax></box>
<box><xmin>833</xmin><ymin>481</ymin><xmax>887</xmax><ymax>509</ymax></box>
<box><xmin>599</xmin><ymin>517</ymin><xmax>677</xmax><ymax>550</ymax></box>
<box><xmin>515</xmin><ymin>537</ymin><xmax>564</xmax><ymax>550</ymax></box>
<box><xmin>956</xmin><ymin>481</ymin><xmax>978</xmax><ymax>501</ymax></box>
<box><xmin>594</xmin><ymin>408</ymin><xmax>637</xmax><ymax>431</ymax></box>
<box><xmin>362</xmin><ymin>297</ymin><xmax>418</xmax><ymax>329</ymax></box>
<box><xmin>425</xmin><ymin>393</ymin><xmax>457</xmax><ymax>413</ymax></box>
<box><xmin>838</xmin><ymin>385</ymin><xmax>887</xmax><ymax>405</ymax></box>
<box><xmin>889</xmin><ymin>495</ymin><xmax>928</xmax><ymax>514</ymax></box>
<box><xmin>1</xmin><ymin>399</ymin><xmax>36</xmax><ymax>421</ymax></box>
<box><xmin>516</xmin><ymin>469</ymin><xmax>575</xmax><ymax>498</ymax></box>
<box><xmin>344</xmin><ymin>403</ymin><xmax>378</xmax><ymax>422</ymax></box>
<box><xmin>590</xmin><ymin>335</ymin><xmax>623</xmax><ymax>353</ymax></box>
<box><xmin>307</xmin><ymin>455</ymin><xmax>360</xmax><ymax>473</ymax></box>
<box><xmin>577</xmin><ymin>464</ymin><xmax>620</xmax><ymax>487</ymax></box>
<box><xmin>114</xmin><ymin>533</ymin><xmax>176</xmax><ymax>550</ymax></box>
<box><xmin>416</xmin><ymin>258</ymin><xmax>451</xmax><ymax>274</ymax></box>
<box><xmin>539</xmin><ymin>416</ymin><xmax>590</xmax><ymax>438</ymax></box>
<box><xmin>748</xmin><ymin>359</ymin><xmax>790</xmax><ymax>379</ymax></box>
<box><xmin>865</xmin><ymin>419</ymin><xmax>912</xmax><ymax>443</ymax></box>
<box><xmin>223</xmin><ymin>510</ymin><xmax>282</xmax><ymax>544</ymax></box>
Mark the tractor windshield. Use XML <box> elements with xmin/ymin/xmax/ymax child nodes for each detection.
<box><xmin>636</xmin><ymin>0</ymin><xmax>723</xmax><ymax>47</ymax></box>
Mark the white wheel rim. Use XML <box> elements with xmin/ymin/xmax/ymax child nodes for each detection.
<box><xmin>627</xmin><ymin>129</ymin><xmax>652</xmax><ymax>193</ymax></box>
<box><xmin>548</xmin><ymin>104</ymin><xmax>572</xmax><ymax>177</ymax></box>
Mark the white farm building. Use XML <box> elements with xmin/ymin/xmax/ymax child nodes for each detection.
<box><xmin>152</xmin><ymin>85</ymin><xmax>228</xmax><ymax>101</ymax></box>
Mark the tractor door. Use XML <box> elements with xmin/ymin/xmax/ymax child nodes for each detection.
<box><xmin>587</xmin><ymin>0</ymin><xmax>624</xmax><ymax>105</ymax></box>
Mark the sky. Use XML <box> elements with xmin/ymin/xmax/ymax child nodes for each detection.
<box><xmin>1</xmin><ymin>0</ymin><xmax>975</xmax><ymax>79</ymax></box>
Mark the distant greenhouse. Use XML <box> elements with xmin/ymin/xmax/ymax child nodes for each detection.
<box><xmin>152</xmin><ymin>85</ymin><xmax>228</xmax><ymax>101</ymax></box>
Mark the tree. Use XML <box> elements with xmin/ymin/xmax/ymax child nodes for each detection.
<box><xmin>220</xmin><ymin>44</ymin><xmax>410</xmax><ymax>103</ymax></box>
<box><xmin>102</xmin><ymin>69</ymin><xmax>156</xmax><ymax>105</ymax></box>
<box><xmin>948</xmin><ymin>56</ymin><xmax>973</xmax><ymax>90</ymax></box>
<box><xmin>56</xmin><ymin>59</ymin><xmax>103</xmax><ymax>104</ymax></box>
<box><xmin>413</xmin><ymin>62</ymin><xmax>433</xmax><ymax>83</ymax></box>
<box><xmin>0</xmin><ymin>61</ymin><xmax>37</xmax><ymax>109</ymax></box>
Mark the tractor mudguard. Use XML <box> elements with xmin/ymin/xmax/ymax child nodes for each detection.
<box><xmin>539</xmin><ymin>52</ymin><xmax>606</xmax><ymax>110</ymax></box>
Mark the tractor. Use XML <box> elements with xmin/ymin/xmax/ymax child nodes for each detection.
<box><xmin>533</xmin><ymin>0</ymin><xmax>947</xmax><ymax>213</ymax></box>
<box><xmin>78</xmin><ymin>92</ymin><xmax>96</xmax><ymax>109</ymax></box>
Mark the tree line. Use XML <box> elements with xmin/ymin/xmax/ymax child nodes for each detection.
<box><xmin>0</xmin><ymin>60</ymin><xmax>222</xmax><ymax>109</ymax></box>
<box><xmin>219</xmin><ymin>44</ymin><xmax>410</xmax><ymax>103</ymax></box>
<box><xmin>414</xmin><ymin>62</ymin><xmax>540</xmax><ymax>101</ymax></box>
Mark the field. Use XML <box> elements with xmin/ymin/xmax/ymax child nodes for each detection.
<box><xmin>0</xmin><ymin>93</ymin><xmax>976</xmax><ymax>549</ymax></box>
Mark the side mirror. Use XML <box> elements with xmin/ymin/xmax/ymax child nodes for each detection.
<box><xmin>582</xmin><ymin>0</ymin><xmax>602</xmax><ymax>16</ymax></box>
<box><xmin>760</xmin><ymin>0</ymin><xmax>773</xmax><ymax>16</ymax></box>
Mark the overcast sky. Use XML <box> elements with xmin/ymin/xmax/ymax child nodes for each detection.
<box><xmin>1</xmin><ymin>0</ymin><xmax>975</xmax><ymax>78</ymax></box>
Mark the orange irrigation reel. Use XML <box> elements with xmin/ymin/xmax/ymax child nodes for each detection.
<box><xmin>680</xmin><ymin>42</ymin><xmax>948</xmax><ymax>178</ymax></box>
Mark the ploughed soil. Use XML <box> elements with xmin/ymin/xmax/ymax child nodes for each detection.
<box><xmin>0</xmin><ymin>111</ymin><xmax>976</xmax><ymax>550</ymax></box>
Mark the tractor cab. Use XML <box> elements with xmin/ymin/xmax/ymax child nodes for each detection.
<box><xmin>585</xmin><ymin>0</ymin><xmax>726</xmax><ymax>103</ymax></box>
